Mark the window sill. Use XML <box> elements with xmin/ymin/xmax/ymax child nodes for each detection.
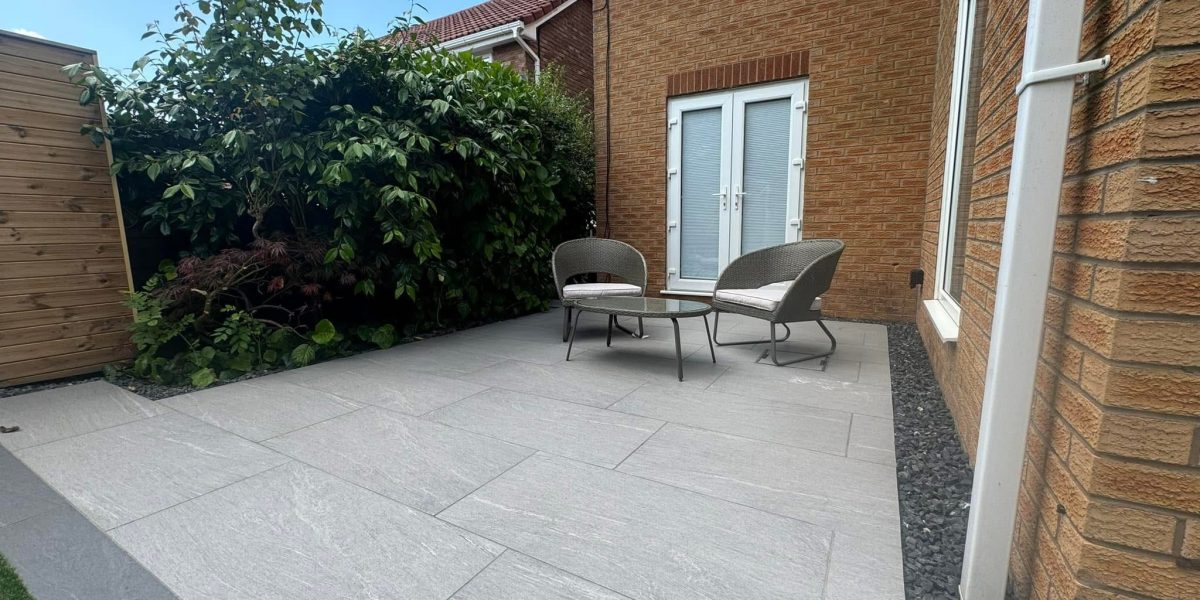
<box><xmin>660</xmin><ymin>289</ymin><xmax>714</xmax><ymax>298</ymax></box>
<box><xmin>923</xmin><ymin>299</ymin><xmax>960</xmax><ymax>343</ymax></box>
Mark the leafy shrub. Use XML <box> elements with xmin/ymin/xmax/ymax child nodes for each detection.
<box><xmin>73</xmin><ymin>0</ymin><xmax>593</xmax><ymax>386</ymax></box>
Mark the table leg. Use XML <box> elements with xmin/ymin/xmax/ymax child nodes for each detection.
<box><xmin>671</xmin><ymin>318</ymin><xmax>683</xmax><ymax>381</ymax></box>
<box><xmin>566</xmin><ymin>309</ymin><xmax>583</xmax><ymax>361</ymax></box>
<box><xmin>702</xmin><ymin>314</ymin><xmax>716</xmax><ymax>363</ymax></box>
<box><xmin>607</xmin><ymin>315</ymin><xmax>614</xmax><ymax>347</ymax></box>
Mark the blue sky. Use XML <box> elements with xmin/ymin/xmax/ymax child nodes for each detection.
<box><xmin>1</xmin><ymin>1</ymin><xmax>477</xmax><ymax>69</ymax></box>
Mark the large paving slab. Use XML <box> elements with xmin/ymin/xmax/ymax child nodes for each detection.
<box><xmin>708</xmin><ymin>368</ymin><xmax>894</xmax><ymax>418</ymax></box>
<box><xmin>0</xmin><ymin>445</ymin><xmax>64</xmax><ymax>527</ymax></box>
<box><xmin>848</xmin><ymin>413</ymin><xmax>897</xmax><ymax>466</ymax></box>
<box><xmin>824</xmin><ymin>531</ymin><xmax>905</xmax><ymax>600</ymax></box>
<box><xmin>0</xmin><ymin>505</ymin><xmax>177</xmax><ymax>600</ymax></box>
<box><xmin>162</xmin><ymin>379</ymin><xmax>361</xmax><ymax>441</ymax></box>
<box><xmin>427</xmin><ymin>389</ymin><xmax>663</xmax><ymax>468</ymax></box>
<box><xmin>297</xmin><ymin>363</ymin><xmax>488</xmax><ymax>415</ymax></box>
<box><xmin>110</xmin><ymin>462</ymin><xmax>503</xmax><ymax>600</ymax></box>
<box><xmin>460</xmin><ymin>359</ymin><xmax>643</xmax><ymax>408</ymax></box>
<box><xmin>264</xmin><ymin>407</ymin><xmax>533</xmax><ymax>513</ymax></box>
<box><xmin>0</xmin><ymin>381</ymin><xmax>164</xmax><ymax>451</ymax></box>
<box><xmin>609</xmin><ymin>383</ymin><xmax>851</xmax><ymax>455</ymax></box>
<box><xmin>363</xmin><ymin>340</ymin><xmax>509</xmax><ymax>376</ymax></box>
<box><xmin>440</xmin><ymin>453</ymin><xmax>832</xmax><ymax>600</ymax></box>
<box><xmin>451</xmin><ymin>551</ymin><xmax>631</xmax><ymax>600</ymax></box>
<box><xmin>16</xmin><ymin>411</ymin><xmax>288</xmax><ymax>530</ymax></box>
<box><xmin>616</xmin><ymin>424</ymin><xmax>899</xmax><ymax>541</ymax></box>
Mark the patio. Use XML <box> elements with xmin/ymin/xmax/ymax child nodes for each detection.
<box><xmin>0</xmin><ymin>308</ymin><xmax>901</xmax><ymax>600</ymax></box>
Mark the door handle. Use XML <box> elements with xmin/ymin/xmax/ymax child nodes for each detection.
<box><xmin>732</xmin><ymin>186</ymin><xmax>744</xmax><ymax>210</ymax></box>
<box><xmin>712</xmin><ymin>186</ymin><xmax>728</xmax><ymax>210</ymax></box>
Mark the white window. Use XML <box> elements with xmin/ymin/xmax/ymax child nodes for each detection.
<box><xmin>666</xmin><ymin>79</ymin><xmax>809</xmax><ymax>293</ymax></box>
<box><xmin>928</xmin><ymin>0</ymin><xmax>982</xmax><ymax>341</ymax></box>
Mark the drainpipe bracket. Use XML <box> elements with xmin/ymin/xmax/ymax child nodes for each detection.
<box><xmin>1015</xmin><ymin>55</ymin><xmax>1110</xmax><ymax>96</ymax></box>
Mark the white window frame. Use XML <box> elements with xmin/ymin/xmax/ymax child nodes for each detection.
<box><xmin>665</xmin><ymin>79</ymin><xmax>808</xmax><ymax>294</ymax></box>
<box><xmin>928</xmin><ymin>0</ymin><xmax>978</xmax><ymax>339</ymax></box>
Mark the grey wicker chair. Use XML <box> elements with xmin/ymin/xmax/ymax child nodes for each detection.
<box><xmin>711</xmin><ymin>239</ymin><xmax>844</xmax><ymax>367</ymax></box>
<box><xmin>552</xmin><ymin>238</ymin><xmax>648</xmax><ymax>342</ymax></box>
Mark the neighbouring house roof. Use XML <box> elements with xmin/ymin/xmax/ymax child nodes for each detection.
<box><xmin>411</xmin><ymin>0</ymin><xmax>569</xmax><ymax>44</ymax></box>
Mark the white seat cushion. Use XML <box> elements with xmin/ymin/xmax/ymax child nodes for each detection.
<box><xmin>562</xmin><ymin>282</ymin><xmax>643</xmax><ymax>299</ymax></box>
<box><xmin>715</xmin><ymin>282</ymin><xmax>821</xmax><ymax>312</ymax></box>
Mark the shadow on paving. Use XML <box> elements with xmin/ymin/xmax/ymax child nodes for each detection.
<box><xmin>0</xmin><ymin>443</ymin><xmax>177</xmax><ymax>600</ymax></box>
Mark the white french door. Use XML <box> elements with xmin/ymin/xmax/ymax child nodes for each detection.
<box><xmin>666</xmin><ymin>79</ymin><xmax>808</xmax><ymax>292</ymax></box>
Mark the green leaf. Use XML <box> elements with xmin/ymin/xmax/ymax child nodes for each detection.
<box><xmin>179</xmin><ymin>182</ymin><xmax>195</xmax><ymax>200</ymax></box>
<box><xmin>147</xmin><ymin>162</ymin><xmax>161</xmax><ymax>182</ymax></box>
<box><xmin>290</xmin><ymin>343</ymin><xmax>316</xmax><ymax>366</ymax></box>
<box><xmin>190</xmin><ymin>367</ymin><xmax>217</xmax><ymax>388</ymax></box>
<box><xmin>311</xmin><ymin>319</ymin><xmax>336</xmax><ymax>345</ymax></box>
<box><xmin>196</xmin><ymin>155</ymin><xmax>215</xmax><ymax>172</ymax></box>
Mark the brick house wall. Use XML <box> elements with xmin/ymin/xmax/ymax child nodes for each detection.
<box><xmin>485</xmin><ymin>0</ymin><xmax>593</xmax><ymax>109</ymax></box>
<box><xmin>918</xmin><ymin>0</ymin><xmax>1200</xmax><ymax>597</ymax></box>
<box><xmin>491</xmin><ymin>41</ymin><xmax>533</xmax><ymax>76</ymax></box>
<box><xmin>538</xmin><ymin>0</ymin><xmax>593</xmax><ymax>109</ymax></box>
<box><xmin>594</xmin><ymin>0</ymin><xmax>942</xmax><ymax>321</ymax></box>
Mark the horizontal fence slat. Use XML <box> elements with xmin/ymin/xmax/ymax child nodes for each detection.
<box><xmin>0</xmin><ymin>88</ymin><xmax>96</xmax><ymax>120</ymax></box>
<box><xmin>0</xmin><ymin>212</ymin><xmax>117</xmax><ymax>228</ymax></box>
<box><xmin>0</xmin><ymin>52</ymin><xmax>75</xmax><ymax>83</ymax></box>
<box><xmin>3</xmin><ymin>227</ymin><xmax>121</xmax><ymax>245</ymax></box>
<box><xmin>0</xmin><ymin>257</ymin><xmax>127</xmax><ymax>278</ymax></box>
<box><xmin>0</xmin><ymin>272</ymin><xmax>124</xmax><ymax>294</ymax></box>
<box><xmin>0</xmin><ymin>141</ymin><xmax>108</xmax><ymax>166</ymax></box>
<box><xmin>0</xmin><ymin>33</ymin><xmax>91</xmax><ymax>68</ymax></box>
<box><xmin>0</xmin><ymin>302</ymin><xmax>131</xmax><ymax>330</ymax></box>
<box><xmin>0</xmin><ymin>344</ymin><xmax>133</xmax><ymax>385</ymax></box>
<box><xmin>0</xmin><ymin>315</ymin><xmax>128</xmax><ymax>348</ymax></box>
<box><xmin>0</xmin><ymin>123</ymin><xmax>99</xmax><ymax>151</ymax></box>
<box><xmin>0</xmin><ymin>176</ymin><xmax>113</xmax><ymax>197</ymax></box>
<box><xmin>0</xmin><ymin>194</ymin><xmax>120</xmax><ymax>213</ymax></box>
<box><xmin>0</xmin><ymin>71</ymin><xmax>83</xmax><ymax>101</ymax></box>
<box><xmin>0</xmin><ymin>241</ymin><xmax>124</xmax><ymax>263</ymax></box>
<box><xmin>0</xmin><ymin>158</ymin><xmax>107</xmax><ymax>182</ymax></box>
<box><xmin>0</xmin><ymin>330</ymin><xmax>131</xmax><ymax>363</ymax></box>
<box><xmin>0</xmin><ymin>106</ymin><xmax>98</xmax><ymax>137</ymax></box>
<box><xmin>0</xmin><ymin>287</ymin><xmax>127</xmax><ymax>313</ymax></box>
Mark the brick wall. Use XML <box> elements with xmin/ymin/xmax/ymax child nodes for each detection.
<box><xmin>594</xmin><ymin>0</ymin><xmax>942</xmax><ymax>321</ymax></box>
<box><xmin>491</xmin><ymin>41</ymin><xmax>532</xmax><ymax>75</ymax></box>
<box><xmin>917</xmin><ymin>0</ymin><xmax>1200</xmax><ymax>597</ymax></box>
<box><xmin>486</xmin><ymin>1</ymin><xmax>593</xmax><ymax>110</ymax></box>
<box><xmin>538</xmin><ymin>0</ymin><xmax>593</xmax><ymax>109</ymax></box>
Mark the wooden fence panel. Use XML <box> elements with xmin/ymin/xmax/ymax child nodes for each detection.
<box><xmin>0</xmin><ymin>31</ymin><xmax>134</xmax><ymax>386</ymax></box>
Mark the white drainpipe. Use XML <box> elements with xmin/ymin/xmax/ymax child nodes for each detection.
<box><xmin>958</xmin><ymin>0</ymin><xmax>1108</xmax><ymax>598</ymax></box>
<box><xmin>511</xmin><ymin>26</ymin><xmax>541</xmax><ymax>80</ymax></box>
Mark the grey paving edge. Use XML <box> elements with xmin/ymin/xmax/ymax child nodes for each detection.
<box><xmin>0</xmin><ymin>443</ymin><xmax>177</xmax><ymax>600</ymax></box>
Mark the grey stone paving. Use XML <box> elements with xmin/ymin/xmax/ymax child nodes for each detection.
<box><xmin>0</xmin><ymin>308</ymin><xmax>902</xmax><ymax>600</ymax></box>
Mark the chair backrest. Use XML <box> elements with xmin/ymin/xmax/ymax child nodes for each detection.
<box><xmin>552</xmin><ymin>238</ymin><xmax>648</xmax><ymax>299</ymax></box>
<box><xmin>716</xmin><ymin>239</ymin><xmax>844</xmax><ymax>317</ymax></box>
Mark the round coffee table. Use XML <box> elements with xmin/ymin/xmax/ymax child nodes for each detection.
<box><xmin>565</xmin><ymin>297</ymin><xmax>715</xmax><ymax>381</ymax></box>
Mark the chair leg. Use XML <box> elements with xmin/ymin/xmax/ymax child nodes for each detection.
<box><xmin>565</xmin><ymin>309</ymin><xmax>583</xmax><ymax>360</ymax></box>
<box><xmin>606</xmin><ymin>315</ymin><xmax>615</xmax><ymax>347</ymax></box>
<box><xmin>765</xmin><ymin>319</ymin><xmax>837</xmax><ymax>367</ymax></box>
<box><xmin>713</xmin><ymin>311</ymin><xmax>792</xmax><ymax>346</ymax></box>
<box><xmin>562</xmin><ymin>306</ymin><xmax>573</xmax><ymax>342</ymax></box>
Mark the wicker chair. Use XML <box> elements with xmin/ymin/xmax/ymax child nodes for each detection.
<box><xmin>711</xmin><ymin>239</ymin><xmax>844</xmax><ymax>366</ymax></box>
<box><xmin>552</xmin><ymin>238</ymin><xmax>648</xmax><ymax>342</ymax></box>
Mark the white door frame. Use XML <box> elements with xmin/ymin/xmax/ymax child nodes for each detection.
<box><xmin>666</xmin><ymin>92</ymin><xmax>732</xmax><ymax>292</ymax></box>
<box><xmin>666</xmin><ymin>79</ymin><xmax>809</xmax><ymax>293</ymax></box>
<box><xmin>729</xmin><ymin>79</ymin><xmax>809</xmax><ymax>260</ymax></box>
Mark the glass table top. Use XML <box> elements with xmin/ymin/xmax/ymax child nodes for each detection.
<box><xmin>570</xmin><ymin>296</ymin><xmax>712</xmax><ymax>317</ymax></box>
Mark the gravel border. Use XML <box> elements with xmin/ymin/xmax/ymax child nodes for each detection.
<box><xmin>888</xmin><ymin>322</ymin><xmax>974</xmax><ymax>600</ymax></box>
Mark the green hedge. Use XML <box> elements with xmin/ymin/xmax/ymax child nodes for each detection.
<box><xmin>72</xmin><ymin>0</ymin><xmax>593</xmax><ymax>386</ymax></box>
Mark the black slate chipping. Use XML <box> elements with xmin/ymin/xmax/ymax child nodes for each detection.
<box><xmin>888</xmin><ymin>322</ymin><xmax>974</xmax><ymax>600</ymax></box>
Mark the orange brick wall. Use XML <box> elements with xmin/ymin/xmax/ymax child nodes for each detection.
<box><xmin>594</xmin><ymin>0</ymin><xmax>942</xmax><ymax>321</ymax></box>
<box><xmin>917</xmin><ymin>0</ymin><xmax>1200</xmax><ymax>597</ymax></box>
